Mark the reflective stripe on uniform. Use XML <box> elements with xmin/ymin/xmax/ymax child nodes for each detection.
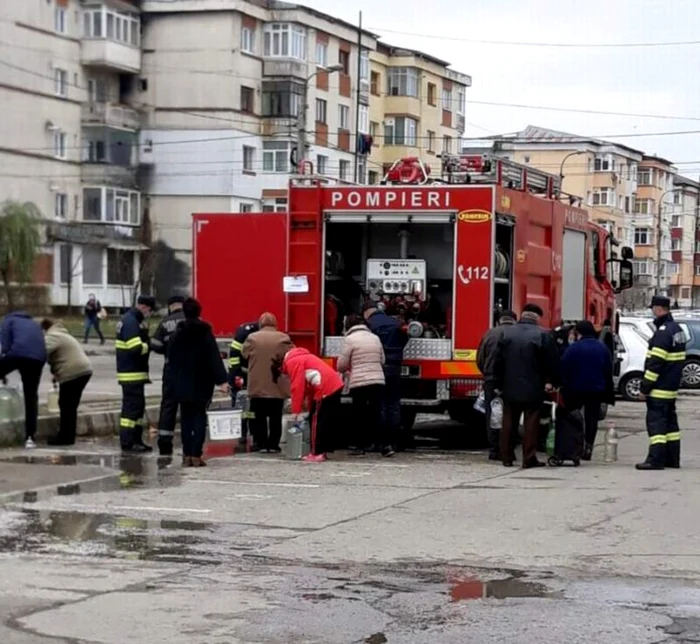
<box><xmin>647</xmin><ymin>347</ymin><xmax>668</xmax><ymax>360</ymax></box>
<box><xmin>643</xmin><ymin>370</ymin><xmax>659</xmax><ymax>382</ymax></box>
<box><xmin>120</xmin><ymin>417</ymin><xmax>137</xmax><ymax>428</ymax></box>
<box><xmin>231</xmin><ymin>340</ymin><xmax>243</xmax><ymax>351</ymax></box>
<box><xmin>666</xmin><ymin>431</ymin><xmax>681</xmax><ymax>442</ymax></box>
<box><xmin>116</xmin><ymin>337</ymin><xmax>143</xmax><ymax>350</ymax></box>
<box><xmin>229</xmin><ymin>357</ymin><xmax>241</xmax><ymax>366</ymax></box>
<box><xmin>649</xmin><ymin>389</ymin><xmax>678</xmax><ymax>400</ymax></box>
<box><xmin>242</xmin><ymin>411</ymin><xmax>255</xmax><ymax>419</ymax></box>
<box><xmin>649</xmin><ymin>434</ymin><xmax>667</xmax><ymax>445</ymax></box>
<box><xmin>646</xmin><ymin>348</ymin><xmax>685</xmax><ymax>362</ymax></box>
<box><xmin>117</xmin><ymin>372</ymin><xmax>149</xmax><ymax>382</ymax></box>
<box><xmin>666</xmin><ymin>351</ymin><xmax>686</xmax><ymax>362</ymax></box>
<box><xmin>140</xmin><ymin>342</ymin><xmax>149</xmax><ymax>355</ymax></box>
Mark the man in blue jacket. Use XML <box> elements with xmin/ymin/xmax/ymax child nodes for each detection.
<box><xmin>0</xmin><ymin>311</ymin><xmax>47</xmax><ymax>448</ymax></box>
<box><xmin>561</xmin><ymin>320</ymin><xmax>614</xmax><ymax>461</ymax></box>
<box><xmin>363</xmin><ymin>301</ymin><xmax>408</xmax><ymax>454</ymax></box>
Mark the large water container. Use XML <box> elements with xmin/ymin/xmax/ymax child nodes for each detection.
<box><xmin>0</xmin><ymin>384</ymin><xmax>25</xmax><ymax>445</ymax></box>
<box><xmin>283</xmin><ymin>420</ymin><xmax>311</xmax><ymax>460</ymax></box>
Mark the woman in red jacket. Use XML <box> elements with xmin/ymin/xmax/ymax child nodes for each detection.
<box><xmin>280</xmin><ymin>347</ymin><xmax>343</xmax><ymax>462</ymax></box>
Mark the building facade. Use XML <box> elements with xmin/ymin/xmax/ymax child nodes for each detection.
<box><xmin>0</xmin><ymin>0</ymin><xmax>144</xmax><ymax>310</ymax></box>
<box><xmin>668</xmin><ymin>175</ymin><xmax>700</xmax><ymax>307</ymax></box>
<box><xmin>367</xmin><ymin>44</ymin><xmax>470</xmax><ymax>184</ymax></box>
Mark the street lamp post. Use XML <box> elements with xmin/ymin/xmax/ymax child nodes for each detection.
<box><xmin>558</xmin><ymin>150</ymin><xmax>587</xmax><ymax>198</ymax></box>
<box><xmin>655</xmin><ymin>187</ymin><xmax>683</xmax><ymax>294</ymax></box>
<box><xmin>296</xmin><ymin>64</ymin><xmax>344</xmax><ymax>172</ymax></box>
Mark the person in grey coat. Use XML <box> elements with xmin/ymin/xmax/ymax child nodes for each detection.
<box><xmin>476</xmin><ymin>310</ymin><xmax>517</xmax><ymax>460</ymax></box>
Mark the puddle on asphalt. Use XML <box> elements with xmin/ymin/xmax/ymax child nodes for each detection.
<box><xmin>449</xmin><ymin>574</ymin><xmax>553</xmax><ymax>601</ymax></box>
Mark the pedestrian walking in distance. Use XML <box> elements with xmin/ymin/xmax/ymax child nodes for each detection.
<box><xmin>279</xmin><ymin>347</ymin><xmax>344</xmax><ymax>462</ymax></box>
<box><xmin>41</xmin><ymin>319</ymin><xmax>93</xmax><ymax>446</ymax></box>
<box><xmin>116</xmin><ymin>295</ymin><xmax>155</xmax><ymax>453</ymax></box>
<box><xmin>241</xmin><ymin>313</ymin><xmax>293</xmax><ymax>453</ymax></box>
<box><xmin>560</xmin><ymin>320</ymin><xmax>615</xmax><ymax>461</ymax></box>
<box><xmin>83</xmin><ymin>294</ymin><xmax>105</xmax><ymax>345</ymax></box>
<box><xmin>476</xmin><ymin>310</ymin><xmax>517</xmax><ymax>461</ymax></box>
<box><xmin>337</xmin><ymin>314</ymin><xmax>392</xmax><ymax>457</ymax></box>
<box><xmin>165</xmin><ymin>298</ymin><xmax>229</xmax><ymax>467</ymax></box>
<box><xmin>0</xmin><ymin>310</ymin><xmax>46</xmax><ymax>449</ymax></box>
<box><xmin>362</xmin><ymin>301</ymin><xmax>409</xmax><ymax>451</ymax></box>
<box><xmin>150</xmin><ymin>295</ymin><xmax>186</xmax><ymax>456</ymax></box>
<box><xmin>494</xmin><ymin>303</ymin><xmax>560</xmax><ymax>468</ymax></box>
<box><xmin>228</xmin><ymin>320</ymin><xmax>259</xmax><ymax>447</ymax></box>
<box><xmin>637</xmin><ymin>295</ymin><xmax>686</xmax><ymax>470</ymax></box>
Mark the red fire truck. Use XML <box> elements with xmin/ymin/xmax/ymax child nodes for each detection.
<box><xmin>193</xmin><ymin>155</ymin><xmax>634</xmax><ymax>433</ymax></box>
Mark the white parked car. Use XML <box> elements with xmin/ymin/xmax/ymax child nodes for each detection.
<box><xmin>615</xmin><ymin>322</ymin><xmax>649</xmax><ymax>401</ymax></box>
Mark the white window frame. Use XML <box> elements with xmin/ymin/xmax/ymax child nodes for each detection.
<box><xmin>262</xmin><ymin>198</ymin><xmax>287</xmax><ymax>213</ymax></box>
<box><xmin>442</xmin><ymin>135</ymin><xmax>452</xmax><ymax>153</ymax></box>
<box><xmin>316</xmin><ymin>154</ymin><xmax>328</xmax><ymax>175</ymax></box>
<box><xmin>82</xmin><ymin>7</ymin><xmax>139</xmax><ymax>47</ymax></box>
<box><xmin>671</xmin><ymin>214</ymin><xmax>682</xmax><ymax>227</ymax></box>
<box><xmin>55</xmin><ymin>6</ymin><xmax>67</xmax><ymax>34</ymax></box>
<box><xmin>241</xmin><ymin>26</ymin><xmax>255</xmax><ymax>54</ymax></box>
<box><xmin>262</xmin><ymin>141</ymin><xmax>289</xmax><ymax>173</ymax></box>
<box><xmin>387</xmin><ymin>67</ymin><xmax>419</xmax><ymax>97</ymax></box>
<box><xmin>635</xmin><ymin>198</ymin><xmax>655</xmax><ymax>215</ymax></box>
<box><xmin>55</xmin><ymin>192</ymin><xmax>68</xmax><ymax>219</ymax></box>
<box><xmin>239</xmin><ymin>203</ymin><xmax>254</xmax><ymax>213</ymax></box>
<box><xmin>359</xmin><ymin>49</ymin><xmax>370</xmax><ymax>81</ymax></box>
<box><xmin>242</xmin><ymin>145</ymin><xmax>255</xmax><ymax>172</ymax></box>
<box><xmin>263</xmin><ymin>23</ymin><xmax>306</xmax><ymax>60</ymax></box>
<box><xmin>315</xmin><ymin>98</ymin><xmax>327</xmax><ymax>124</ymax></box>
<box><xmin>384</xmin><ymin>117</ymin><xmax>418</xmax><ymax>146</ymax></box>
<box><xmin>673</xmin><ymin>191</ymin><xmax>682</xmax><ymax>205</ymax></box>
<box><xmin>633</xmin><ymin>259</ymin><xmax>651</xmax><ymax>275</ymax></box>
<box><xmin>672</xmin><ymin>238</ymin><xmax>681</xmax><ymax>251</ymax></box>
<box><xmin>339</xmin><ymin>159</ymin><xmax>350</xmax><ymax>181</ymax></box>
<box><xmin>339</xmin><ymin>104</ymin><xmax>350</xmax><ymax>130</ymax></box>
<box><xmin>82</xmin><ymin>187</ymin><xmax>140</xmax><ymax>225</ymax></box>
<box><xmin>592</xmin><ymin>188</ymin><xmax>615</xmax><ymax>206</ymax></box>
<box><xmin>638</xmin><ymin>169</ymin><xmax>652</xmax><ymax>186</ymax></box>
<box><xmin>696</xmin><ymin>264</ymin><xmax>700</xmax><ymax>276</ymax></box>
<box><xmin>634</xmin><ymin>227</ymin><xmax>651</xmax><ymax>246</ymax></box>
<box><xmin>593</xmin><ymin>155</ymin><xmax>615</xmax><ymax>172</ymax></box>
<box><xmin>358</xmin><ymin>104</ymin><xmax>369</xmax><ymax>134</ymax></box>
<box><xmin>442</xmin><ymin>87</ymin><xmax>453</xmax><ymax>112</ymax></box>
<box><xmin>427</xmin><ymin>130</ymin><xmax>435</xmax><ymax>152</ymax></box>
<box><xmin>315</xmin><ymin>40</ymin><xmax>328</xmax><ymax>67</ymax></box>
<box><xmin>54</xmin><ymin>68</ymin><xmax>67</xmax><ymax>97</ymax></box>
<box><xmin>456</xmin><ymin>88</ymin><xmax>465</xmax><ymax>115</ymax></box>
<box><xmin>53</xmin><ymin>130</ymin><xmax>67</xmax><ymax>159</ymax></box>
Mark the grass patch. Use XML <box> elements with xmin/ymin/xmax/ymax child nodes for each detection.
<box><xmin>49</xmin><ymin>316</ymin><xmax>163</xmax><ymax>340</ymax></box>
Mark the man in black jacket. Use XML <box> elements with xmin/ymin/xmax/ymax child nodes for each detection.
<box><xmin>150</xmin><ymin>295</ymin><xmax>186</xmax><ymax>456</ymax></box>
<box><xmin>637</xmin><ymin>295</ymin><xmax>686</xmax><ymax>470</ymax></box>
<box><xmin>494</xmin><ymin>303</ymin><xmax>560</xmax><ymax>468</ymax></box>
<box><xmin>476</xmin><ymin>310</ymin><xmax>517</xmax><ymax>460</ymax></box>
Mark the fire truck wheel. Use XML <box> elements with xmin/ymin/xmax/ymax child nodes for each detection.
<box><xmin>400</xmin><ymin>408</ymin><xmax>417</xmax><ymax>432</ymax></box>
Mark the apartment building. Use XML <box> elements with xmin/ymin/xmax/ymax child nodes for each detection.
<box><xmin>0</xmin><ymin>0</ymin><xmax>144</xmax><ymax>310</ymax></box>
<box><xmin>138</xmin><ymin>0</ymin><xmax>377</xmax><ymax>269</ymax></box>
<box><xmin>493</xmin><ymin>125</ymin><xmax>643</xmax><ymax>244</ymax></box>
<box><xmin>667</xmin><ymin>175</ymin><xmax>700</xmax><ymax>307</ymax></box>
<box><xmin>366</xmin><ymin>44</ymin><xmax>471</xmax><ymax>184</ymax></box>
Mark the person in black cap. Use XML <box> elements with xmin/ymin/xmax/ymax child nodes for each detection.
<box><xmin>636</xmin><ymin>295</ymin><xmax>686</xmax><ymax>470</ymax></box>
<box><xmin>116</xmin><ymin>294</ymin><xmax>156</xmax><ymax>453</ymax></box>
<box><xmin>494</xmin><ymin>303</ymin><xmax>560</xmax><ymax>468</ymax></box>
<box><xmin>150</xmin><ymin>294</ymin><xmax>186</xmax><ymax>456</ymax></box>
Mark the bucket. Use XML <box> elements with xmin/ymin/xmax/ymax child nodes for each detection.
<box><xmin>204</xmin><ymin>408</ymin><xmax>242</xmax><ymax>458</ymax></box>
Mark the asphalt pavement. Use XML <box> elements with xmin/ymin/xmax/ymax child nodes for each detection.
<box><xmin>1</xmin><ymin>398</ymin><xmax>700</xmax><ymax>642</ymax></box>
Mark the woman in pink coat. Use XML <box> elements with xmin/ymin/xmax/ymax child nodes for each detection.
<box><xmin>280</xmin><ymin>347</ymin><xmax>343</xmax><ymax>462</ymax></box>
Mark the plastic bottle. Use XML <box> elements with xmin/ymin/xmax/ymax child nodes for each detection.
<box><xmin>604</xmin><ymin>424</ymin><xmax>618</xmax><ymax>463</ymax></box>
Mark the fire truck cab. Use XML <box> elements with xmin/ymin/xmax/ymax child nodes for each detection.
<box><xmin>193</xmin><ymin>154</ymin><xmax>634</xmax><ymax>436</ymax></box>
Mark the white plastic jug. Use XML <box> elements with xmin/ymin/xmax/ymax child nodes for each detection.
<box><xmin>0</xmin><ymin>384</ymin><xmax>25</xmax><ymax>445</ymax></box>
<box><xmin>47</xmin><ymin>384</ymin><xmax>60</xmax><ymax>414</ymax></box>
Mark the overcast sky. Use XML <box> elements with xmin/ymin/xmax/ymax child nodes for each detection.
<box><xmin>302</xmin><ymin>0</ymin><xmax>700</xmax><ymax>178</ymax></box>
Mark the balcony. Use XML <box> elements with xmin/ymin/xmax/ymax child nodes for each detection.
<box><xmin>82</xmin><ymin>126</ymin><xmax>139</xmax><ymax>189</ymax></box>
<box><xmin>263</xmin><ymin>59</ymin><xmax>307</xmax><ymax>81</ymax></box>
<box><xmin>81</xmin><ymin>4</ymin><xmax>141</xmax><ymax>73</ymax></box>
<box><xmin>81</xmin><ymin>102</ymin><xmax>141</xmax><ymax>131</ymax></box>
<box><xmin>82</xmin><ymin>164</ymin><xmax>138</xmax><ymax>189</ymax></box>
<box><xmin>260</xmin><ymin>118</ymin><xmax>295</xmax><ymax>137</ymax></box>
<box><xmin>81</xmin><ymin>39</ymin><xmax>141</xmax><ymax>73</ymax></box>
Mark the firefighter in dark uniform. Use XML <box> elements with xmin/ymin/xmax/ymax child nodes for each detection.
<box><xmin>229</xmin><ymin>321</ymin><xmax>259</xmax><ymax>446</ymax></box>
<box><xmin>116</xmin><ymin>295</ymin><xmax>156</xmax><ymax>453</ymax></box>
<box><xmin>150</xmin><ymin>295</ymin><xmax>186</xmax><ymax>456</ymax></box>
<box><xmin>636</xmin><ymin>295</ymin><xmax>686</xmax><ymax>470</ymax></box>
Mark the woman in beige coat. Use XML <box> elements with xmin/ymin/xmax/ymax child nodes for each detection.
<box><xmin>337</xmin><ymin>315</ymin><xmax>393</xmax><ymax>457</ymax></box>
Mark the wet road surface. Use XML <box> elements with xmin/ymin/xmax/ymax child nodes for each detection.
<box><xmin>1</xmin><ymin>400</ymin><xmax>700</xmax><ymax>642</ymax></box>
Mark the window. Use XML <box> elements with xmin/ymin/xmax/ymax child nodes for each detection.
<box><xmin>339</xmin><ymin>50</ymin><xmax>350</xmax><ymax>75</ymax></box>
<box><xmin>358</xmin><ymin>104</ymin><xmax>369</xmax><ymax>134</ymax></box>
<box><xmin>442</xmin><ymin>135</ymin><xmax>452</xmax><ymax>153</ymax></box>
<box><xmin>674</xmin><ymin>191</ymin><xmax>682</xmax><ymax>205</ymax></box>
<box><xmin>241</xmin><ymin>26</ymin><xmax>255</xmax><ymax>54</ymax></box>
<box><xmin>242</xmin><ymin>146</ymin><xmax>255</xmax><ymax>172</ymax></box>
<box><xmin>315</xmin><ymin>40</ymin><xmax>328</xmax><ymax>67</ymax></box>
<box><xmin>370</xmin><ymin>71</ymin><xmax>380</xmax><ymax>95</ymax></box>
<box><xmin>81</xmin><ymin>187</ymin><xmax>139</xmax><ymax>224</ymax></box>
<box><xmin>316</xmin><ymin>154</ymin><xmax>328</xmax><ymax>174</ymax></box>
<box><xmin>262</xmin><ymin>141</ymin><xmax>289</xmax><ymax>173</ymax></box>
<box><xmin>592</xmin><ymin>188</ymin><xmax>615</xmax><ymax>206</ymax></box>
<box><xmin>442</xmin><ymin>87</ymin><xmax>452</xmax><ymax>111</ymax></box>
<box><xmin>456</xmin><ymin>87</ymin><xmax>465</xmax><ymax>114</ymax></box>
<box><xmin>368</xmin><ymin>170</ymin><xmax>379</xmax><ymax>185</ymax></box>
<box><xmin>387</xmin><ymin>67</ymin><xmax>419</xmax><ymax>97</ymax></box>
<box><xmin>339</xmin><ymin>160</ymin><xmax>350</xmax><ymax>181</ymax></box>
<box><xmin>59</xmin><ymin>245</ymin><xmax>73</xmax><ymax>284</ymax></box>
<box><xmin>55</xmin><ymin>7</ymin><xmax>67</xmax><ymax>34</ymax></box>
<box><xmin>696</xmin><ymin>265</ymin><xmax>700</xmax><ymax>276</ymax></box>
<box><xmin>427</xmin><ymin>83</ymin><xmax>436</xmax><ymax>106</ymax></box>
<box><xmin>696</xmin><ymin>241</ymin><xmax>700</xmax><ymax>253</ymax></box>
<box><xmin>315</xmin><ymin>98</ymin><xmax>327</xmax><ymax>123</ymax></box>
<box><xmin>635</xmin><ymin>198</ymin><xmax>655</xmax><ymax>215</ymax></box>
<box><xmin>427</xmin><ymin>130</ymin><xmax>435</xmax><ymax>152</ymax></box>
<box><xmin>671</xmin><ymin>214</ymin><xmax>682</xmax><ymax>227</ymax></box>
<box><xmin>240</xmin><ymin>86</ymin><xmax>254</xmax><ymax>113</ymax></box>
<box><xmin>682</xmin><ymin>287</ymin><xmax>691</xmax><ymax>299</ymax></box>
<box><xmin>53</xmin><ymin>130</ymin><xmax>66</xmax><ymax>159</ymax></box>
<box><xmin>54</xmin><ymin>68</ymin><xmax>67</xmax><ymax>97</ymax></box>
<box><xmin>594</xmin><ymin>155</ymin><xmax>615</xmax><ymax>172</ymax></box>
<box><xmin>672</xmin><ymin>239</ymin><xmax>681</xmax><ymax>251</ymax></box>
<box><xmin>638</xmin><ymin>169</ymin><xmax>652</xmax><ymax>186</ymax></box>
<box><xmin>263</xmin><ymin>23</ymin><xmax>306</xmax><ymax>60</ymax></box>
<box><xmin>369</xmin><ymin>121</ymin><xmax>378</xmax><ymax>140</ymax></box>
<box><xmin>262</xmin><ymin>197</ymin><xmax>287</xmax><ymax>212</ymax></box>
<box><xmin>624</xmin><ymin>196</ymin><xmax>630</xmax><ymax>213</ymax></box>
<box><xmin>634</xmin><ymin>227</ymin><xmax>651</xmax><ymax>245</ymax></box>
<box><xmin>83</xmin><ymin>7</ymin><xmax>139</xmax><ymax>46</ymax></box>
<box><xmin>359</xmin><ymin>50</ymin><xmax>369</xmax><ymax>81</ymax></box>
<box><xmin>107</xmin><ymin>249</ymin><xmax>134</xmax><ymax>286</ymax></box>
<box><xmin>633</xmin><ymin>259</ymin><xmax>651</xmax><ymax>276</ymax></box>
<box><xmin>670</xmin><ymin>262</ymin><xmax>680</xmax><ymax>275</ymax></box>
<box><xmin>239</xmin><ymin>203</ymin><xmax>254</xmax><ymax>213</ymax></box>
<box><xmin>339</xmin><ymin>105</ymin><xmax>350</xmax><ymax>130</ymax></box>
<box><xmin>384</xmin><ymin>117</ymin><xmax>418</xmax><ymax>146</ymax></box>
<box><xmin>55</xmin><ymin>192</ymin><xmax>68</xmax><ymax>219</ymax></box>
<box><xmin>261</xmin><ymin>80</ymin><xmax>303</xmax><ymax>117</ymax></box>
<box><xmin>82</xmin><ymin>246</ymin><xmax>103</xmax><ymax>285</ymax></box>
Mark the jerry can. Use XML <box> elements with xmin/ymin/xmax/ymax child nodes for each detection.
<box><xmin>47</xmin><ymin>383</ymin><xmax>60</xmax><ymax>414</ymax></box>
<box><xmin>0</xmin><ymin>384</ymin><xmax>25</xmax><ymax>445</ymax></box>
<box><xmin>284</xmin><ymin>420</ymin><xmax>311</xmax><ymax>460</ymax></box>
